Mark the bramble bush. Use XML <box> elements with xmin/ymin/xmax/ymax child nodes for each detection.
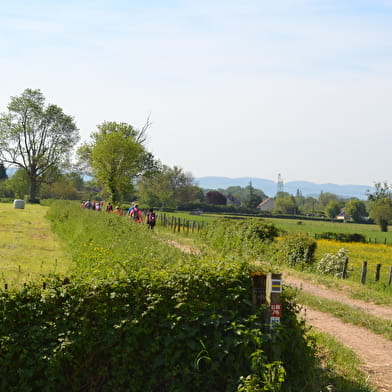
<box><xmin>199</xmin><ymin>219</ymin><xmax>280</xmax><ymax>260</ymax></box>
<box><xmin>0</xmin><ymin>202</ymin><xmax>317</xmax><ymax>391</ymax></box>
<box><xmin>276</xmin><ymin>233</ymin><xmax>317</xmax><ymax>268</ymax></box>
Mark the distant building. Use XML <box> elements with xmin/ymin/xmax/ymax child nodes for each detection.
<box><xmin>336</xmin><ymin>208</ymin><xmax>350</xmax><ymax>222</ymax></box>
<box><xmin>257</xmin><ymin>197</ymin><xmax>275</xmax><ymax>211</ymax></box>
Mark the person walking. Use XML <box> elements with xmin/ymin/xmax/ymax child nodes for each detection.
<box><xmin>146</xmin><ymin>208</ymin><xmax>156</xmax><ymax>229</ymax></box>
<box><xmin>130</xmin><ymin>204</ymin><xmax>143</xmax><ymax>223</ymax></box>
<box><xmin>113</xmin><ymin>206</ymin><xmax>123</xmax><ymax>216</ymax></box>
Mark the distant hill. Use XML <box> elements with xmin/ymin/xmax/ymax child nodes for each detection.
<box><xmin>4</xmin><ymin>169</ymin><xmax>373</xmax><ymax>200</ymax></box>
<box><xmin>195</xmin><ymin>176</ymin><xmax>373</xmax><ymax>200</ymax></box>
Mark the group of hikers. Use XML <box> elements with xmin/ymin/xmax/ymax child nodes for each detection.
<box><xmin>80</xmin><ymin>200</ymin><xmax>156</xmax><ymax>229</ymax></box>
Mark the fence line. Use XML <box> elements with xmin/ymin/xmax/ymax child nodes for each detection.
<box><xmin>158</xmin><ymin>213</ymin><xmax>206</xmax><ymax>234</ymax></box>
<box><xmin>340</xmin><ymin>259</ymin><xmax>392</xmax><ymax>286</ymax></box>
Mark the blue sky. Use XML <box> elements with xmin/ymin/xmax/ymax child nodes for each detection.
<box><xmin>1</xmin><ymin>0</ymin><xmax>392</xmax><ymax>186</ymax></box>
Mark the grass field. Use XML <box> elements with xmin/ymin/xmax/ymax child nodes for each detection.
<box><xmin>262</xmin><ymin>216</ymin><xmax>392</xmax><ymax>243</ymax></box>
<box><xmin>164</xmin><ymin>212</ymin><xmax>392</xmax><ymax>287</ymax></box>
<box><xmin>0</xmin><ymin>203</ymin><xmax>71</xmax><ymax>286</ymax></box>
<box><xmin>0</xmin><ymin>202</ymin><xmax>383</xmax><ymax>390</ymax></box>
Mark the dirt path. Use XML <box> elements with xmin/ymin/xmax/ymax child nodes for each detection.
<box><xmin>165</xmin><ymin>240</ymin><xmax>392</xmax><ymax>390</ymax></box>
<box><xmin>285</xmin><ymin>274</ymin><xmax>392</xmax><ymax>391</ymax></box>
<box><xmin>284</xmin><ymin>274</ymin><xmax>392</xmax><ymax>320</ymax></box>
<box><xmin>301</xmin><ymin>308</ymin><xmax>392</xmax><ymax>392</ymax></box>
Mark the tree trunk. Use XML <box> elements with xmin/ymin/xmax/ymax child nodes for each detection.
<box><xmin>28</xmin><ymin>171</ymin><xmax>40</xmax><ymax>203</ymax></box>
<box><xmin>380</xmin><ymin>219</ymin><xmax>388</xmax><ymax>232</ymax></box>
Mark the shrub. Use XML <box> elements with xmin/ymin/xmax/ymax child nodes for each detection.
<box><xmin>200</xmin><ymin>219</ymin><xmax>279</xmax><ymax>259</ymax></box>
<box><xmin>277</xmin><ymin>233</ymin><xmax>317</xmax><ymax>267</ymax></box>
<box><xmin>316</xmin><ymin>232</ymin><xmax>366</xmax><ymax>243</ymax></box>
<box><xmin>316</xmin><ymin>248</ymin><xmax>348</xmax><ymax>277</ymax></box>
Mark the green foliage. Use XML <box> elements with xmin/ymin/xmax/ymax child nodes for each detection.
<box><xmin>277</xmin><ymin>233</ymin><xmax>317</xmax><ymax>267</ymax></box>
<box><xmin>217</xmin><ymin>184</ymin><xmax>267</xmax><ymax>209</ymax></box>
<box><xmin>274</xmin><ymin>194</ymin><xmax>297</xmax><ymax>215</ymax></box>
<box><xmin>0</xmin><ymin>88</ymin><xmax>79</xmax><ymax>202</ymax></box>
<box><xmin>315</xmin><ymin>232</ymin><xmax>366</xmax><ymax>243</ymax></box>
<box><xmin>137</xmin><ymin>164</ymin><xmax>203</xmax><ymax>208</ymax></box>
<box><xmin>2</xmin><ymin>168</ymin><xmax>29</xmax><ymax>199</ymax></box>
<box><xmin>345</xmin><ymin>199</ymin><xmax>367</xmax><ymax>222</ymax></box>
<box><xmin>77</xmin><ymin>121</ymin><xmax>154</xmax><ymax>203</ymax></box>
<box><xmin>200</xmin><ymin>219</ymin><xmax>279</xmax><ymax>259</ymax></box>
<box><xmin>369</xmin><ymin>198</ymin><xmax>392</xmax><ymax>232</ymax></box>
<box><xmin>316</xmin><ymin>248</ymin><xmax>348</xmax><ymax>277</ymax></box>
<box><xmin>325</xmin><ymin>200</ymin><xmax>341</xmax><ymax>219</ymax></box>
<box><xmin>0</xmin><ymin>201</ymin><xmax>317</xmax><ymax>391</ymax></box>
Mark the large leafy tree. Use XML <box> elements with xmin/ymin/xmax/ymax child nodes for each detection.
<box><xmin>0</xmin><ymin>89</ymin><xmax>79</xmax><ymax>202</ymax></box>
<box><xmin>367</xmin><ymin>182</ymin><xmax>392</xmax><ymax>231</ymax></box>
<box><xmin>345</xmin><ymin>199</ymin><xmax>367</xmax><ymax>222</ymax></box>
<box><xmin>78</xmin><ymin>121</ymin><xmax>154</xmax><ymax>203</ymax></box>
<box><xmin>325</xmin><ymin>200</ymin><xmax>342</xmax><ymax>219</ymax></box>
<box><xmin>137</xmin><ymin>164</ymin><xmax>203</xmax><ymax>208</ymax></box>
<box><xmin>274</xmin><ymin>193</ymin><xmax>297</xmax><ymax>214</ymax></box>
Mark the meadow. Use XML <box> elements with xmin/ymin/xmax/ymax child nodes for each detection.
<box><xmin>0</xmin><ymin>201</ymin><xmax>322</xmax><ymax>392</ymax></box>
<box><xmin>0</xmin><ymin>201</ymin><xmax>379</xmax><ymax>391</ymax></box>
<box><xmin>0</xmin><ymin>203</ymin><xmax>71</xmax><ymax>286</ymax></box>
<box><xmin>169</xmin><ymin>211</ymin><xmax>392</xmax><ymax>287</ymax></box>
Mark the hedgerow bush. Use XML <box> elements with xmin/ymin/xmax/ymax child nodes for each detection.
<box><xmin>315</xmin><ymin>232</ymin><xmax>366</xmax><ymax>243</ymax></box>
<box><xmin>276</xmin><ymin>233</ymin><xmax>317</xmax><ymax>267</ymax></box>
<box><xmin>0</xmin><ymin>201</ymin><xmax>317</xmax><ymax>391</ymax></box>
<box><xmin>316</xmin><ymin>248</ymin><xmax>349</xmax><ymax>277</ymax></box>
<box><xmin>199</xmin><ymin>219</ymin><xmax>279</xmax><ymax>259</ymax></box>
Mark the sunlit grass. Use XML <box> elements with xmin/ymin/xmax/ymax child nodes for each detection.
<box><xmin>316</xmin><ymin>239</ymin><xmax>392</xmax><ymax>285</ymax></box>
<box><xmin>0</xmin><ymin>203</ymin><xmax>71</xmax><ymax>286</ymax></box>
<box><xmin>309</xmin><ymin>330</ymin><xmax>375</xmax><ymax>392</ymax></box>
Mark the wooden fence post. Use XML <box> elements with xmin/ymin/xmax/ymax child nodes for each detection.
<box><xmin>375</xmin><ymin>264</ymin><xmax>381</xmax><ymax>282</ymax></box>
<box><xmin>342</xmin><ymin>257</ymin><xmax>349</xmax><ymax>279</ymax></box>
<box><xmin>361</xmin><ymin>261</ymin><xmax>367</xmax><ymax>284</ymax></box>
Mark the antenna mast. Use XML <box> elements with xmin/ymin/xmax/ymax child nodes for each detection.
<box><xmin>277</xmin><ymin>173</ymin><xmax>284</xmax><ymax>194</ymax></box>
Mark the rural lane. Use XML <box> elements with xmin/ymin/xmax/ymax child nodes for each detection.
<box><xmin>284</xmin><ymin>274</ymin><xmax>392</xmax><ymax>392</ymax></box>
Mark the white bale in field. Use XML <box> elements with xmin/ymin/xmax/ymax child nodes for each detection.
<box><xmin>13</xmin><ymin>199</ymin><xmax>25</xmax><ymax>209</ymax></box>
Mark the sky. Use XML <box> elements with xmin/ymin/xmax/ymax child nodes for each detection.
<box><xmin>1</xmin><ymin>0</ymin><xmax>392</xmax><ymax>187</ymax></box>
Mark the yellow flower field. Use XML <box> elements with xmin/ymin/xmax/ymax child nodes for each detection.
<box><xmin>316</xmin><ymin>239</ymin><xmax>392</xmax><ymax>282</ymax></box>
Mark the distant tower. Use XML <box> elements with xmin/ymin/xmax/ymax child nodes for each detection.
<box><xmin>277</xmin><ymin>173</ymin><xmax>284</xmax><ymax>194</ymax></box>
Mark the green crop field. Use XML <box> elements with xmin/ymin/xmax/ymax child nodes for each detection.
<box><xmin>162</xmin><ymin>211</ymin><xmax>392</xmax><ymax>287</ymax></box>
<box><xmin>263</xmin><ymin>216</ymin><xmax>392</xmax><ymax>243</ymax></box>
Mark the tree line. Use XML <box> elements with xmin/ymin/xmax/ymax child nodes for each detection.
<box><xmin>0</xmin><ymin>88</ymin><xmax>391</xmax><ymax>231</ymax></box>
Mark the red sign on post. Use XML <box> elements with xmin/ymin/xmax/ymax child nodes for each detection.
<box><xmin>270</xmin><ymin>303</ymin><xmax>282</xmax><ymax>317</ymax></box>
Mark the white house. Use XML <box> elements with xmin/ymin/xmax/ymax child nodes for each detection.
<box><xmin>257</xmin><ymin>197</ymin><xmax>275</xmax><ymax>211</ymax></box>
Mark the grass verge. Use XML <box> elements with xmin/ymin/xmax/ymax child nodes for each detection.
<box><xmin>309</xmin><ymin>330</ymin><xmax>375</xmax><ymax>392</ymax></box>
<box><xmin>291</xmin><ymin>288</ymin><xmax>392</xmax><ymax>341</ymax></box>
